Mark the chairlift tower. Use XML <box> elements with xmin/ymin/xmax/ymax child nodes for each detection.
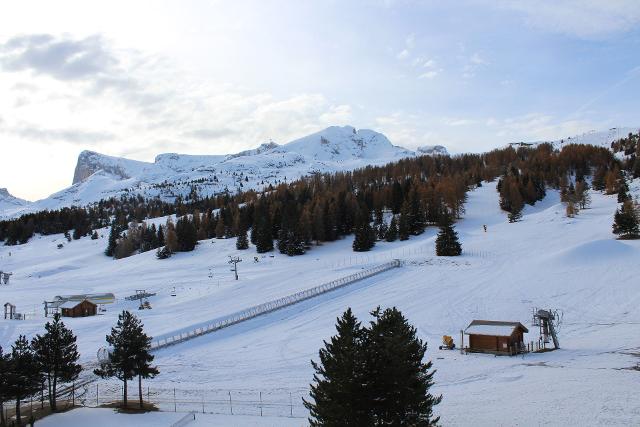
<box><xmin>532</xmin><ymin>308</ymin><xmax>562</xmax><ymax>349</ymax></box>
<box><xmin>228</xmin><ymin>256</ymin><xmax>242</xmax><ymax>280</ymax></box>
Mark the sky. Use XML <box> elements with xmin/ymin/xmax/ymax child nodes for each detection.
<box><xmin>1</xmin><ymin>0</ymin><xmax>639</xmax><ymax>201</ymax></box>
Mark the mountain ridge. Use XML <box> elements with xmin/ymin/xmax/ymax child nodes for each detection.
<box><xmin>4</xmin><ymin>126</ymin><xmax>447</xmax><ymax>218</ymax></box>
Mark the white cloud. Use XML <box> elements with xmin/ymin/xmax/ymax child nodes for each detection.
<box><xmin>419</xmin><ymin>70</ymin><xmax>439</xmax><ymax>79</ymax></box>
<box><xmin>396</xmin><ymin>49</ymin><xmax>410</xmax><ymax>60</ymax></box>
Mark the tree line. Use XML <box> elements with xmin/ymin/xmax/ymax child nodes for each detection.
<box><xmin>0</xmin><ymin>311</ymin><xmax>157</xmax><ymax>426</ymax></box>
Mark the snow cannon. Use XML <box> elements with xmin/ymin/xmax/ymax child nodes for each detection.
<box><xmin>439</xmin><ymin>335</ymin><xmax>456</xmax><ymax>350</ymax></box>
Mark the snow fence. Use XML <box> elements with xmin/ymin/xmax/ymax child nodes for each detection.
<box><xmin>150</xmin><ymin>259</ymin><xmax>401</xmax><ymax>350</ymax></box>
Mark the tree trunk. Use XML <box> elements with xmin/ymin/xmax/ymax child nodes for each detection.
<box><xmin>138</xmin><ymin>375</ymin><xmax>143</xmax><ymax>409</ymax></box>
<box><xmin>123</xmin><ymin>379</ymin><xmax>128</xmax><ymax>408</ymax></box>
<box><xmin>15</xmin><ymin>397</ymin><xmax>21</xmax><ymax>427</ymax></box>
<box><xmin>51</xmin><ymin>375</ymin><xmax>57</xmax><ymax>411</ymax></box>
<box><xmin>0</xmin><ymin>398</ymin><xmax>5</xmax><ymax>427</ymax></box>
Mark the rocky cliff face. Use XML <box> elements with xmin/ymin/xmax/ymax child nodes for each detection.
<box><xmin>72</xmin><ymin>150</ymin><xmax>148</xmax><ymax>184</ymax></box>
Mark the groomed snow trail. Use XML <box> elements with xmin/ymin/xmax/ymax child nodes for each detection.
<box><xmin>150</xmin><ymin>260</ymin><xmax>400</xmax><ymax>350</ymax></box>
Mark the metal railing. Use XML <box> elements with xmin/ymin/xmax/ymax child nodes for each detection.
<box><xmin>150</xmin><ymin>259</ymin><xmax>401</xmax><ymax>350</ymax></box>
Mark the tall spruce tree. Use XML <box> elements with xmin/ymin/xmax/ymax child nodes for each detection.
<box><xmin>304</xmin><ymin>309</ymin><xmax>369</xmax><ymax>426</ymax></box>
<box><xmin>352</xmin><ymin>219</ymin><xmax>376</xmax><ymax>252</ymax></box>
<box><xmin>385</xmin><ymin>216</ymin><xmax>398</xmax><ymax>242</ymax></box>
<box><xmin>236</xmin><ymin>229</ymin><xmax>249</xmax><ymax>250</ymax></box>
<box><xmin>31</xmin><ymin>314</ymin><xmax>82</xmax><ymax>411</ymax></box>
<box><xmin>94</xmin><ymin>311</ymin><xmax>141</xmax><ymax>408</ymax></box>
<box><xmin>175</xmin><ymin>216</ymin><xmax>198</xmax><ymax>251</ymax></box>
<box><xmin>435</xmin><ymin>216</ymin><xmax>462</xmax><ymax>256</ymax></box>
<box><xmin>105</xmin><ymin>220</ymin><xmax>120</xmax><ymax>257</ymax></box>
<box><xmin>6</xmin><ymin>336</ymin><xmax>41</xmax><ymax>426</ymax></box>
<box><xmin>0</xmin><ymin>346</ymin><xmax>10</xmax><ymax>427</ymax></box>
<box><xmin>363</xmin><ymin>307</ymin><xmax>441</xmax><ymax>426</ymax></box>
<box><xmin>612</xmin><ymin>200</ymin><xmax>639</xmax><ymax>239</ymax></box>
<box><xmin>130</xmin><ymin>318</ymin><xmax>159</xmax><ymax>409</ymax></box>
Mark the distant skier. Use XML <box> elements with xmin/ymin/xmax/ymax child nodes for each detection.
<box><xmin>254</xmin><ymin>256</ymin><xmax>259</xmax><ymax>263</ymax></box>
<box><xmin>483</xmin><ymin>224</ymin><xmax>487</xmax><ymax>232</ymax></box>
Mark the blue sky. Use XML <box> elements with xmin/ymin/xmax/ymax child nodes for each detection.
<box><xmin>0</xmin><ymin>0</ymin><xmax>639</xmax><ymax>200</ymax></box>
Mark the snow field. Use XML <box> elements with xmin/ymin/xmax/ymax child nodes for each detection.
<box><xmin>2</xmin><ymin>182</ymin><xmax>640</xmax><ymax>425</ymax></box>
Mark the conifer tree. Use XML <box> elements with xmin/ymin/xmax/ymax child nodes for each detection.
<box><xmin>385</xmin><ymin>216</ymin><xmax>398</xmax><ymax>242</ymax></box>
<box><xmin>304</xmin><ymin>308</ymin><xmax>369</xmax><ymax>426</ymax></box>
<box><xmin>254</xmin><ymin>211</ymin><xmax>273</xmax><ymax>253</ymax></box>
<box><xmin>612</xmin><ymin>200</ymin><xmax>639</xmax><ymax>239</ymax></box>
<box><xmin>352</xmin><ymin>218</ymin><xmax>376</xmax><ymax>252</ymax></box>
<box><xmin>0</xmin><ymin>346</ymin><xmax>10</xmax><ymax>427</ymax></box>
<box><xmin>398</xmin><ymin>209</ymin><xmax>410</xmax><ymax>241</ymax></box>
<box><xmin>362</xmin><ymin>307</ymin><xmax>441</xmax><ymax>426</ymax></box>
<box><xmin>617</xmin><ymin>179</ymin><xmax>630</xmax><ymax>202</ymax></box>
<box><xmin>175</xmin><ymin>216</ymin><xmax>197</xmax><ymax>251</ymax></box>
<box><xmin>105</xmin><ymin>220</ymin><xmax>120</xmax><ymax>257</ymax></box>
<box><xmin>94</xmin><ymin>311</ymin><xmax>141</xmax><ymax>408</ymax></box>
<box><xmin>130</xmin><ymin>318</ymin><xmax>159</xmax><ymax>409</ymax></box>
<box><xmin>31</xmin><ymin>314</ymin><xmax>82</xmax><ymax>411</ymax></box>
<box><xmin>6</xmin><ymin>335</ymin><xmax>41</xmax><ymax>425</ymax></box>
<box><xmin>435</xmin><ymin>216</ymin><xmax>462</xmax><ymax>256</ymax></box>
<box><xmin>236</xmin><ymin>229</ymin><xmax>249</xmax><ymax>250</ymax></box>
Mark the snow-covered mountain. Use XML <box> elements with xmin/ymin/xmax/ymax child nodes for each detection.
<box><xmin>2</xmin><ymin>126</ymin><xmax>446</xmax><ymax>218</ymax></box>
<box><xmin>511</xmin><ymin>127</ymin><xmax>639</xmax><ymax>150</ymax></box>
<box><xmin>0</xmin><ymin>188</ymin><xmax>30</xmax><ymax>214</ymax></box>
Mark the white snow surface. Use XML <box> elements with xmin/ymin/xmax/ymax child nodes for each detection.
<box><xmin>464</xmin><ymin>324</ymin><xmax>519</xmax><ymax>337</ymax></box>
<box><xmin>2</xmin><ymin>126</ymin><xmax>425</xmax><ymax>218</ymax></box>
<box><xmin>37</xmin><ymin>408</ymin><xmax>304</xmax><ymax>427</ymax></box>
<box><xmin>2</xmin><ymin>181</ymin><xmax>640</xmax><ymax>425</ymax></box>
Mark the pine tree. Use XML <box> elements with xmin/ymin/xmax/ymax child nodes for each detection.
<box><xmin>304</xmin><ymin>309</ymin><xmax>369</xmax><ymax>426</ymax></box>
<box><xmin>105</xmin><ymin>220</ymin><xmax>120</xmax><ymax>257</ymax></box>
<box><xmin>0</xmin><ymin>346</ymin><xmax>10</xmax><ymax>427</ymax></box>
<box><xmin>352</xmin><ymin>218</ymin><xmax>375</xmax><ymax>252</ymax></box>
<box><xmin>363</xmin><ymin>307</ymin><xmax>441</xmax><ymax>426</ymax></box>
<box><xmin>385</xmin><ymin>216</ymin><xmax>398</xmax><ymax>242</ymax></box>
<box><xmin>6</xmin><ymin>335</ymin><xmax>41</xmax><ymax>425</ymax></box>
<box><xmin>94</xmin><ymin>311</ymin><xmax>142</xmax><ymax>408</ymax></box>
<box><xmin>236</xmin><ymin>229</ymin><xmax>249</xmax><ymax>250</ymax></box>
<box><xmin>435</xmin><ymin>216</ymin><xmax>462</xmax><ymax>256</ymax></box>
<box><xmin>175</xmin><ymin>216</ymin><xmax>197</xmax><ymax>251</ymax></box>
<box><xmin>612</xmin><ymin>200</ymin><xmax>639</xmax><ymax>239</ymax></box>
<box><xmin>398</xmin><ymin>209</ymin><xmax>410</xmax><ymax>241</ymax></box>
<box><xmin>130</xmin><ymin>317</ymin><xmax>159</xmax><ymax>409</ymax></box>
<box><xmin>617</xmin><ymin>179</ymin><xmax>630</xmax><ymax>203</ymax></box>
<box><xmin>31</xmin><ymin>314</ymin><xmax>82</xmax><ymax>411</ymax></box>
<box><xmin>254</xmin><ymin>212</ymin><xmax>273</xmax><ymax>253</ymax></box>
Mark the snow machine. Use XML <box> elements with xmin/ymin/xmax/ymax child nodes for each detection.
<box><xmin>439</xmin><ymin>335</ymin><xmax>456</xmax><ymax>350</ymax></box>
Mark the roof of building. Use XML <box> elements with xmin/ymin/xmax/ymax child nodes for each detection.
<box><xmin>464</xmin><ymin>320</ymin><xmax>529</xmax><ymax>337</ymax></box>
<box><xmin>54</xmin><ymin>293</ymin><xmax>115</xmax><ymax>303</ymax></box>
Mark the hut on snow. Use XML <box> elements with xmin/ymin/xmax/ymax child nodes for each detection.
<box><xmin>464</xmin><ymin>320</ymin><xmax>528</xmax><ymax>355</ymax></box>
<box><xmin>60</xmin><ymin>299</ymin><xmax>97</xmax><ymax>318</ymax></box>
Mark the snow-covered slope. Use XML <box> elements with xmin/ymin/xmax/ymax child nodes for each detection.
<box><xmin>2</xmin><ymin>180</ymin><xmax>640</xmax><ymax>425</ymax></box>
<box><xmin>4</xmin><ymin>126</ymin><xmax>442</xmax><ymax>218</ymax></box>
<box><xmin>511</xmin><ymin>127</ymin><xmax>640</xmax><ymax>150</ymax></box>
<box><xmin>0</xmin><ymin>188</ymin><xmax>31</xmax><ymax>217</ymax></box>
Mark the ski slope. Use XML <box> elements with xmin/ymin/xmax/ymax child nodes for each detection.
<box><xmin>1</xmin><ymin>182</ymin><xmax>640</xmax><ymax>425</ymax></box>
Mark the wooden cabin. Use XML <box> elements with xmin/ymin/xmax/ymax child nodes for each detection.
<box><xmin>464</xmin><ymin>320</ymin><xmax>528</xmax><ymax>355</ymax></box>
<box><xmin>60</xmin><ymin>299</ymin><xmax>97</xmax><ymax>318</ymax></box>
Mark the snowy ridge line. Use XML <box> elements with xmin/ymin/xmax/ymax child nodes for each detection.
<box><xmin>150</xmin><ymin>259</ymin><xmax>402</xmax><ymax>351</ymax></box>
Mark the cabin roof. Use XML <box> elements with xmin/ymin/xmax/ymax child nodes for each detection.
<box><xmin>59</xmin><ymin>299</ymin><xmax>97</xmax><ymax>309</ymax></box>
<box><xmin>465</xmin><ymin>320</ymin><xmax>529</xmax><ymax>336</ymax></box>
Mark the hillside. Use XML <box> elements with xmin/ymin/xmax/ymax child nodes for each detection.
<box><xmin>1</xmin><ymin>180</ymin><xmax>639</xmax><ymax>425</ymax></box>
